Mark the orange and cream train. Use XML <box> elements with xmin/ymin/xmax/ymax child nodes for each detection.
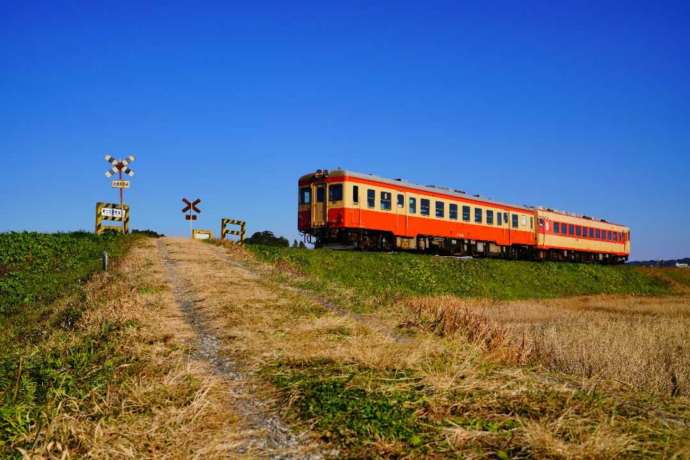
<box><xmin>298</xmin><ymin>169</ymin><xmax>630</xmax><ymax>263</ymax></box>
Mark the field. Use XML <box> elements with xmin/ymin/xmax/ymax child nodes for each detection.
<box><xmin>2</xmin><ymin>235</ymin><xmax>689</xmax><ymax>458</ymax></box>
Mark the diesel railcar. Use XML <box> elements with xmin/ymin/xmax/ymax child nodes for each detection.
<box><xmin>298</xmin><ymin>169</ymin><xmax>630</xmax><ymax>263</ymax></box>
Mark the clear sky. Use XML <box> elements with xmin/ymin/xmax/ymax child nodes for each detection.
<box><xmin>1</xmin><ymin>1</ymin><xmax>689</xmax><ymax>260</ymax></box>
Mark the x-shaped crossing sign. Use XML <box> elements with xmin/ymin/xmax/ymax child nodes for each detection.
<box><xmin>182</xmin><ymin>198</ymin><xmax>201</xmax><ymax>221</ymax></box>
<box><xmin>105</xmin><ymin>154</ymin><xmax>135</xmax><ymax>177</ymax></box>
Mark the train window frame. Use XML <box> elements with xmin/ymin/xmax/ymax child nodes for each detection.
<box><xmin>352</xmin><ymin>185</ymin><xmax>359</xmax><ymax>204</ymax></box>
<box><xmin>367</xmin><ymin>189</ymin><xmax>375</xmax><ymax>208</ymax></box>
<box><xmin>475</xmin><ymin>208</ymin><xmax>483</xmax><ymax>224</ymax></box>
<box><xmin>381</xmin><ymin>191</ymin><xmax>392</xmax><ymax>211</ymax></box>
<box><xmin>511</xmin><ymin>214</ymin><xmax>519</xmax><ymax>228</ymax></box>
<box><xmin>420</xmin><ymin>198</ymin><xmax>430</xmax><ymax>216</ymax></box>
<box><xmin>328</xmin><ymin>184</ymin><xmax>343</xmax><ymax>202</ymax></box>
<box><xmin>487</xmin><ymin>210</ymin><xmax>494</xmax><ymax>225</ymax></box>
<box><xmin>316</xmin><ymin>186</ymin><xmax>325</xmax><ymax>203</ymax></box>
<box><xmin>449</xmin><ymin>203</ymin><xmax>458</xmax><ymax>220</ymax></box>
<box><xmin>299</xmin><ymin>187</ymin><xmax>311</xmax><ymax>205</ymax></box>
<box><xmin>397</xmin><ymin>194</ymin><xmax>404</xmax><ymax>208</ymax></box>
<box><xmin>409</xmin><ymin>197</ymin><xmax>417</xmax><ymax>214</ymax></box>
<box><xmin>435</xmin><ymin>201</ymin><xmax>445</xmax><ymax>218</ymax></box>
<box><xmin>462</xmin><ymin>205</ymin><xmax>471</xmax><ymax>222</ymax></box>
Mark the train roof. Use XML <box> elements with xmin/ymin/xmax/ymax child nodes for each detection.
<box><xmin>299</xmin><ymin>169</ymin><xmax>628</xmax><ymax>228</ymax></box>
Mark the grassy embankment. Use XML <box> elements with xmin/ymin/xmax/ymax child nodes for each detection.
<box><xmin>0</xmin><ymin>233</ymin><xmax>240</xmax><ymax>458</ymax></box>
<box><xmin>243</xmin><ymin>245</ymin><xmax>690</xmax><ymax>458</ymax></box>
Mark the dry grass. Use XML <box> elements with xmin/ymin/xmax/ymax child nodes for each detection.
<box><xmin>401</xmin><ymin>294</ymin><xmax>690</xmax><ymax>397</ymax></box>
<box><xmin>15</xmin><ymin>238</ymin><xmax>253</xmax><ymax>459</ymax></box>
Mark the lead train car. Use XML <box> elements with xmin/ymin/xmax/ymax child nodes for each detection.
<box><xmin>298</xmin><ymin>169</ymin><xmax>630</xmax><ymax>263</ymax></box>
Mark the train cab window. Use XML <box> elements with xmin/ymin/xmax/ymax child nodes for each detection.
<box><xmin>475</xmin><ymin>208</ymin><xmax>483</xmax><ymax>223</ymax></box>
<box><xmin>409</xmin><ymin>197</ymin><xmax>417</xmax><ymax>214</ymax></box>
<box><xmin>328</xmin><ymin>184</ymin><xmax>343</xmax><ymax>202</ymax></box>
<box><xmin>381</xmin><ymin>191</ymin><xmax>392</xmax><ymax>210</ymax></box>
<box><xmin>576</xmin><ymin>226</ymin><xmax>581</xmax><ymax>237</ymax></box>
<box><xmin>449</xmin><ymin>203</ymin><xmax>458</xmax><ymax>220</ymax></box>
<box><xmin>420</xmin><ymin>199</ymin><xmax>430</xmax><ymax>216</ymax></box>
<box><xmin>435</xmin><ymin>201</ymin><xmax>445</xmax><ymax>218</ymax></box>
<box><xmin>497</xmin><ymin>212</ymin><xmax>503</xmax><ymax>226</ymax></box>
<box><xmin>462</xmin><ymin>205</ymin><xmax>471</xmax><ymax>222</ymax></box>
<box><xmin>367</xmin><ymin>189</ymin><xmax>375</xmax><ymax>208</ymax></box>
<box><xmin>316</xmin><ymin>186</ymin><xmax>325</xmax><ymax>203</ymax></box>
<box><xmin>589</xmin><ymin>227</ymin><xmax>594</xmax><ymax>238</ymax></box>
<box><xmin>511</xmin><ymin>214</ymin><xmax>519</xmax><ymax>228</ymax></box>
<box><xmin>352</xmin><ymin>186</ymin><xmax>359</xmax><ymax>204</ymax></box>
<box><xmin>487</xmin><ymin>210</ymin><xmax>494</xmax><ymax>225</ymax></box>
<box><xmin>554</xmin><ymin>222</ymin><xmax>560</xmax><ymax>233</ymax></box>
<box><xmin>299</xmin><ymin>187</ymin><xmax>311</xmax><ymax>205</ymax></box>
<box><xmin>397</xmin><ymin>194</ymin><xmax>404</xmax><ymax>208</ymax></box>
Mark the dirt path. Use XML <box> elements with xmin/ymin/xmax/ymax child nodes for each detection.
<box><xmin>156</xmin><ymin>238</ymin><xmax>322</xmax><ymax>459</ymax></box>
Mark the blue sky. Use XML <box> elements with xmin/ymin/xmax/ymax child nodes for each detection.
<box><xmin>1</xmin><ymin>0</ymin><xmax>689</xmax><ymax>260</ymax></box>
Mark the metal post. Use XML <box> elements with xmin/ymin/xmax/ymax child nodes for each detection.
<box><xmin>102</xmin><ymin>251</ymin><xmax>109</xmax><ymax>271</ymax></box>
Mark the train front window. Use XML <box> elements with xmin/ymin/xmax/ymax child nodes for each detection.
<box><xmin>328</xmin><ymin>184</ymin><xmax>343</xmax><ymax>202</ymax></box>
<box><xmin>420</xmin><ymin>199</ymin><xmax>430</xmax><ymax>216</ymax></box>
<box><xmin>316</xmin><ymin>187</ymin><xmax>325</xmax><ymax>203</ymax></box>
<box><xmin>299</xmin><ymin>187</ymin><xmax>311</xmax><ymax>205</ymax></box>
<box><xmin>381</xmin><ymin>191</ymin><xmax>392</xmax><ymax>210</ymax></box>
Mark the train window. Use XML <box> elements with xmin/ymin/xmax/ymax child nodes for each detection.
<box><xmin>409</xmin><ymin>197</ymin><xmax>417</xmax><ymax>214</ymax></box>
<box><xmin>397</xmin><ymin>194</ymin><xmax>404</xmax><ymax>208</ymax></box>
<box><xmin>530</xmin><ymin>217</ymin><xmax>534</xmax><ymax>229</ymax></box>
<box><xmin>582</xmin><ymin>226</ymin><xmax>588</xmax><ymax>238</ymax></box>
<box><xmin>487</xmin><ymin>210</ymin><xmax>494</xmax><ymax>225</ymax></box>
<box><xmin>589</xmin><ymin>227</ymin><xmax>594</xmax><ymax>238</ymax></box>
<box><xmin>449</xmin><ymin>203</ymin><xmax>458</xmax><ymax>220</ymax></box>
<box><xmin>353</xmin><ymin>186</ymin><xmax>359</xmax><ymax>204</ymax></box>
<box><xmin>462</xmin><ymin>205</ymin><xmax>471</xmax><ymax>221</ymax></box>
<box><xmin>420</xmin><ymin>199</ymin><xmax>430</xmax><ymax>216</ymax></box>
<box><xmin>596</xmin><ymin>229</ymin><xmax>601</xmax><ymax>239</ymax></box>
<box><xmin>608</xmin><ymin>231</ymin><xmax>612</xmax><ymax>240</ymax></box>
<box><xmin>435</xmin><ymin>201</ymin><xmax>444</xmax><ymax>218</ymax></box>
<box><xmin>521</xmin><ymin>216</ymin><xmax>527</xmax><ymax>227</ymax></box>
<box><xmin>576</xmin><ymin>226</ymin><xmax>581</xmax><ymax>237</ymax></box>
<box><xmin>299</xmin><ymin>187</ymin><xmax>311</xmax><ymax>205</ymax></box>
<box><xmin>316</xmin><ymin>186</ymin><xmax>325</xmax><ymax>203</ymax></box>
<box><xmin>613</xmin><ymin>232</ymin><xmax>618</xmax><ymax>241</ymax></box>
<box><xmin>504</xmin><ymin>212</ymin><xmax>509</xmax><ymax>225</ymax></box>
<box><xmin>381</xmin><ymin>191</ymin><xmax>392</xmax><ymax>210</ymax></box>
<box><xmin>554</xmin><ymin>222</ymin><xmax>559</xmax><ymax>233</ymax></box>
<box><xmin>497</xmin><ymin>212</ymin><xmax>502</xmax><ymax>226</ymax></box>
<box><xmin>475</xmin><ymin>208</ymin><xmax>483</xmax><ymax>223</ymax></box>
<box><xmin>328</xmin><ymin>184</ymin><xmax>343</xmax><ymax>202</ymax></box>
<box><xmin>512</xmin><ymin>214</ymin><xmax>518</xmax><ymax>228</ymax></box>
<box><xmin>367</xmin><ymin>189</ymin><xmax>375</xmax><ymax>208</ymax></box>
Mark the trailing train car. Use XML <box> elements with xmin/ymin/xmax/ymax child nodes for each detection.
<box><xmin>298</xmin><ymin>169</ymin><xmax>630</xmax><ymax>263</ymax></box>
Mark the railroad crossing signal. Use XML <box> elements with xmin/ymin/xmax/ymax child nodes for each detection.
<box><xmin>182</xmin><ymin>198</ymin><xmax>202</xmax><ymax>236</ymax></box>
<box><xmin>105</xmin><ymin>155</ymin><xmax>135</xmax><ymax>177</ymax></box>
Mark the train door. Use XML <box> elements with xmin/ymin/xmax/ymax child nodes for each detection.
<box><xmin>395</xmin><ymin>192</ymin><xmax>407</xmax><ymax>236</ymax></box>
<box><xmin>311</xmin><ymin>183</ymin><xmax>327</xmax><ymax>227</ymax></box>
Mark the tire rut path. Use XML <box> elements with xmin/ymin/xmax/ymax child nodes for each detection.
<box><xmin>156</xmin><ymin>239</ymin><xmax>321</xmax><ymax>460</ymax></box>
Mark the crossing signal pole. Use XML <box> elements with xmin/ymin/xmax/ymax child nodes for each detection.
<box><xmin>182</xmin><ymin>198</ymin><xmax>201</xmax><ymax>237</ymax></box>
<box><xmin>104</xmin><ymin>154</ymin><xmax>135</xmax><ymax>234</ymax></box>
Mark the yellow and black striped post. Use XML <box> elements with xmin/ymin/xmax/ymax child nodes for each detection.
<box><xmin>96</xmin><ymin>202</ymin><xmax>130</xmax><ymax>235</ymax></box>
<box><xmin>221</xmin><ymin>218</ymin><xmax>246</xmax><ymax>244</ymax></box>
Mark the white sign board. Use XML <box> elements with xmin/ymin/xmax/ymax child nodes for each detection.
<box><xmin>101</xmin><ymin>208</ymin><xmax>126</xmax><ymax>219</ymax></box>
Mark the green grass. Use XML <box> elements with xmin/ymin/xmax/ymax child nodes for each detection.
<box><xmin>0</xmin><ymin>232</ymin><xmax>135</xmax><ymax>457</ymax></box>
<box><xmin>248</xmin><ymin>246</ymin><xmax>671</xmax><ymax>310</ymax></box>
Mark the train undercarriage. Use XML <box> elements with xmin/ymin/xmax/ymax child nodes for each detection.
<box><xmin>304</xmin><ymin>228</ymin><xmax>627</xmax><ymax>264</ymax></box>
